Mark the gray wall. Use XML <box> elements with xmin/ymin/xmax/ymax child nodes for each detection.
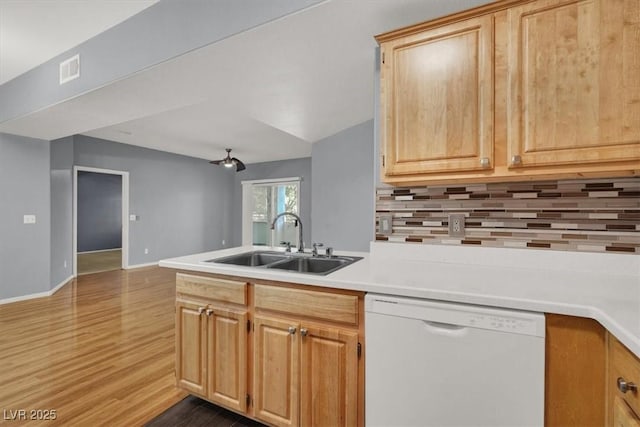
<box><xmin>73</xmin><ymin>135</ymin><xmax>234</xmax><ymax>266</ymax></box>
<box><xmin>0</xmin><ymin>0</ymin><xmax>321</xmax><ymax>123</ymax></box>
<box><xmin>0</xmin><ymin>133</ymin><xmax>51</xmax><ymax>300</ymax></box>
<box><xmin>77</xmin><ymin>172</ymin><xmax>122</xmax><ymax>252</ymax></box>
<box><xmin>50</xmin><ymin>136</ymin><xmax>74</xmax><ymax>287</ymax></box>
<box><xmin>311</xmin><ymin>120</ymin><xmax>375</xmax><ymax>251</ymax></box>
<box><xmin>231</xmin><ymin>158</ymin><xmax>312</xmax><ymax>248</ymax></box>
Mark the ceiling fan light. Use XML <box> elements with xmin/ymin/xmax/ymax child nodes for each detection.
<box><xmin>211</xmin><ymin>148</ymin><xmax>245</xmax><ymax>172</ymax></box>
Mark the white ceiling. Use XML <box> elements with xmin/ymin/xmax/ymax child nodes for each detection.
<box><xmin>0</xmin><ymin>0</ymin><xmax>157</xmax><ymax>85</ymax></box>
<box><xmin>0</xmin><ymin>0</ymin><xmax>492</xmax><ymax>164</ymax></box>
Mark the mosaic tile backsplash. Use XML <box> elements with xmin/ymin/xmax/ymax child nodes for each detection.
<box><xmin>375</xmin><ymin>178</ymin><xmax>640</xmax><ymax>254</ymax></box>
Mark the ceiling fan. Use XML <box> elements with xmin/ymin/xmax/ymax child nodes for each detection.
<box><xmin>209</xmin><ymin>148</ymin><xmax>246</xmax><ymax>171</ymax></box>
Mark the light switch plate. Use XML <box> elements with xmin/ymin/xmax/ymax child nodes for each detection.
<box><xmin>23</xmin><ymin>214</ymin><xmax>36</xmax><ymax>224</ymax></box>
<box><xmin>379</xmin><ymin>214</ymin><xmax>393</xmax><ymax>235</ymax></box>
<box><xmin>129</xmin><ymin>214</ymin><xmax>138</xmax><ymax>221</ymax></box>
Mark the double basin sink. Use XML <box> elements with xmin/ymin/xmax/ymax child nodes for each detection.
<box><xmin>206</xmin><ymin>250</ymin><xmax>362</xmax><ymax>276</ymax></box>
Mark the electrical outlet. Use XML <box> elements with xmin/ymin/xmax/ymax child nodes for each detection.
<box><xmin>64</xmin><ymin>260</ymin><xmax>67</xmax><ymax>269</ymax></box>
<box><xmin>448</xmin><ymin>214</ymin><xmax>466</xmax><ymax>237</ymax></box>
<box><xmin>144</xmin><ymin>248</ymin><xmax>149</xmax><ymax>254</ymax></box>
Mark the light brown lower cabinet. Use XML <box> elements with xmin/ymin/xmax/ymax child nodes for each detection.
<box><xmin>253</xmin><ymin>316</ymin><xmax>300</xmax><ymax>427</ymax></box>
<box><xmin>175</xmin><ymin>299</ymin><xmax>208</xmax><ymax>396</ymax></box>
<box><xmin>175</xmin><ymin>298</ymin><xmax>248</xmax><ymax>412</ymax></box>
<box><xmin>299</xmin><ymin>325</ymin><xmax>358</xmax><ymax>427</ymax></box>
<box><xmin>545</xmin><ymin>314</ymin><xmax>606</xmax><ymax>426</ymax></box>
<box><xmin>252</xmin><ymin>315</ymin><xmax>359</xmax><ymax>427</ymax></box>
<box><xmin>609</xmin><ymin>336</ymin><xmax>640</xmax><ymax>427</ymax></box>
<box><xmin>175</xmin><ymin>273</ymin><xmax>364</xmax><ymax>427</ymax></box>
<box><xmin>544</xmin><ymin>314</ymin><xmax>640</xmax><ymax>427</ymax></box>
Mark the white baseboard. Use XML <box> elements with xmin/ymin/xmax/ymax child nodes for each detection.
<box><xmin>51</xmin><ymin>274</ymin><xmax>74</xmax><ymax>293</ymax></box>
<box><xmin>125</xmin><ymin>261</ymin><xmax>158</xmax><ymax>270</ymax></box>
<box><xmin>0</xmin><ymin>275</ymin><xmax>74</xmax><ymax>306</ymax></box>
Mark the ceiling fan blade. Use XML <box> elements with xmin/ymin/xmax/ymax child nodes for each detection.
<box><xmin>209</xmin><ymin>159</ymin><xmax>223</xmax><ymax>165</ymax></box>
<box><xmin>232</xmin><ymin>158</ymin><xmax>246</xmax><ymax>171</ymax></box>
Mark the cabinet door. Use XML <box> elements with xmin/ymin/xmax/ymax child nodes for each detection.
<box><xmin>380</xmin><ymin>14</ymin><xmax>494</xmax><ymax>176</ymax></box>
<box><xmin>613</xmin><ymin>397</ymin><xmax>640</xmax><ymax>427</ymax></box>
<box><xmin>207</xmin><ymin>307</ymin><xmax>248</xmax><ymax>413</ymax></box>
<box><xmin>300</xmin><ymin>325</ymin><xmax>358</xmax><ymax>427</ymax></box>
<box><xmin>175</xmin><ymin>300</ymin><xmax>207</xmax><ymax>396</ymax></box>
<box><xmin>253</xmin><ymin>316</ymin><xmax>299</xmax><ymax>427</ymax></box>
<box><xmin>506</xmin><ymin>0</ymin><xmax>640</xmax><ymax>168</ymax></box>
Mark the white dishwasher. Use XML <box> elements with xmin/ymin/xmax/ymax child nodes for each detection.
<box><xmin>365</xmin><ymin>294</ymin><xmax>545</xmax><ymax>427</ymax></box>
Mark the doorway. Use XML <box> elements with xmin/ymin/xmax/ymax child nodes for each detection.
<box><xmin>73</xmin><ymin>166</ymin><xmax>129</xmax><ymax>276</ymax></box>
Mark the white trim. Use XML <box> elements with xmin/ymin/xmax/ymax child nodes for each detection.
<box><xmin>51</xmin><ymin>274</ymin><xmax>74</xmax><ymax>294</ymax></box>
<box><xmin>242</xmin><ymin>185</ymin><xmax>253</xmax><ymax>245</ymax></box>
<box><xmin>241</xmin><ymin>176</ymin><xmax>301</xmax><ymax>186</ymax></box>
<box><xmin>125</xmin><ymin>261</ymin><xmax>158</xmax><ymax>270</ymax></box>
<box><xmin>78</xmin><ymin>248</ymin><xmax>122</xmax><ymax>255</ymax></box>
<box><xmin>0</xmin><ymin>275</ymin><xmax>74</xmax><ymax>305</ymax></box>
<box><xmin>73</xmin><ymin>166</ymin><xmax>130</xmax><ymax>277</ymax></box>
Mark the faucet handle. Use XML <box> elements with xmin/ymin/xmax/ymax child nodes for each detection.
<box><xmin>280</xmin><ymin>241</ymin><xmax>292</xmax><ymax>252</ymax></box>
<box><xmin>312</xmin><ymin>242</ymin><xmax>324</xmax><ymax>256</ymax></box>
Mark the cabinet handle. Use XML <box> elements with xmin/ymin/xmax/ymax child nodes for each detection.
<box><xmin>617</xmin><ymin>377</ymin><xmax>638</xmax><ymax>394</ymax></box>
<box><xmin>205</xmin><ymin>308</ymin><xmax>214</xmax><ymax>316</ymax></box>
<box><xmin>197</xmin><ymin>307</ymin><xmax>205</xmax><ymax>315</ymax></box>
<box><xmin>300</xmin><ymin>328</ymin><xmax>308</xmax><ymax>337</ymax></box>
<box><xmin>288</xmin><ymin>326</ymin><xmax>297</xmax><ymax>335</ymax></box>
<box><xmin>480</xmin><ymin>157</ymin><xmax>490</xmax><ymax>168</ymax></box>
<box><xmin>511</xmin><ymin>155</ymin><xmax>522</xmax><ymax>166</ymax></box>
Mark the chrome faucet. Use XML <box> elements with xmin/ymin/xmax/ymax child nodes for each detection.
<box><xmin>271</xmin><ymin>212</ymin><xmax>304</xmax><ymax>253</ymax></box>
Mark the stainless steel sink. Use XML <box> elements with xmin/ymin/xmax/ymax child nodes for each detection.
<box><xmin>207</xmin><ymin>251</ymin><xmax>288</xmax><ymax>266</ymax></box>
<box><xmin>205</xmin><ymin>250</ymin><xmax>361</xmax><ymax>275</ymax></box>
<box><xmin>267</xmin><ymin>257</ymin><xmax>354</xmax><ymax>275</ymax></box>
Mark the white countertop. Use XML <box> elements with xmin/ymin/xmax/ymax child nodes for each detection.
<box><xmin>160</xmin><ymin>242</ymin><xmax>640</xmax><ymax>358</ymax></box>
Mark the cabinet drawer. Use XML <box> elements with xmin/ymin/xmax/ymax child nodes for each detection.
<box><xmin>611</xmin><ymin>337</ymin><xmax>640</xmax><ymax>417</ymax></box>
<box><xmin>177</xmin><ymin>273</ymin><xmax>247</xmax><ymax>305</ymax></box>
<box><xmin>254</xmin><ymin>284</ymin><xmax>358</xmax><ymax>326</ymax></box>
<box><xmin>614</xmin><ymin>397</ymin><xmax>640</xmax><ymax>426</ymax></box>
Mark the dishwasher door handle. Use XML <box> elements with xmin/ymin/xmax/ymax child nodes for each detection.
<box><xmin>422</xmin><ymin>320</ymin><xmax>468</xmax><ymax>337</ymax></box>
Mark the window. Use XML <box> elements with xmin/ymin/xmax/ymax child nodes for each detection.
<box><xmin>242</xmin><ymin>178</ymin><xmax>301</xmax><ymax>247</ymax></box>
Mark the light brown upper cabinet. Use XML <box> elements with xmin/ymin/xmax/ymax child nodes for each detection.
<box><xmin>376</xmin><ymin>0</ymin><xmax>640</xmax><ymax>185</ymax></box>
<box><xmin>379</xmin><ymin>14</ymin><xmax>494</xmax><ymax>176</ymax></box>
<box><xmin>505</xmin><ymin>0</ymin><xmax>640</xmax><ymax>169</ymax></box>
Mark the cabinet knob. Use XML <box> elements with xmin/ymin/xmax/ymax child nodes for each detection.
<box><xmin>300</xmin><ymin>328</ymin><xmax>308</xmax><ymax>337</ymax></box>
<box><xmin>617</xmin><ymin>377</ymin><xmax>638</xmax><ymax>394</ymax></box>
<box><xmin>206</xmin><ymin>308</ymin><xmax>214</xmax><ymax>316</ymax></box>
<box><xmin>288</xmin><ymin>326</ymin><xmax>297</xmax><ymax>335</ymax></box>
<box><xmin>198</xmin><ymin>307</ymin><xmax>205</xmax><ymax>315</ymax></box>
<box><xmin>511</xmin><ymin>155</ymin><xmax>522</xmax><ymax>166</ymax></box>
<box><xmin>480</xmin><ymin>157</ymin><xmax>490</xmax><ymax>168</ymax></box>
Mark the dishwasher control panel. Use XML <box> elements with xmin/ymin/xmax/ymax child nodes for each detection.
<box><xmin>468</xmin><ymin>314</ymin><xmax>540</xmax><ymax>335</ymax></box>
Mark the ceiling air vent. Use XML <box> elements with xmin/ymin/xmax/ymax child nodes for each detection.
<box><xmin>59</xmin><ymin>54</ymin><xmax>80</xmax><ymax>85</ymax></box>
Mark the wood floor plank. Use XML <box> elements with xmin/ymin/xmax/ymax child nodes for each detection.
<box><xmin>0</xmin><ymin>266</ymin><xmax>187</xmax><ymax>426</ymax></box>
<box><xmin>77</xmin><ymin>249</ymin><xmax>122</xmax><ymax>275</ymax></box>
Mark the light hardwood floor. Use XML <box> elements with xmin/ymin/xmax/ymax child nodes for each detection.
<box><xmin>0</xmin><ymin>267</ymin><xmax>186</xmax><ymax>426</ymax></box>
<box><xmin>77</xmin><ymin>249</ymin><xmax>122</xmax><ymax>275</ymax></box>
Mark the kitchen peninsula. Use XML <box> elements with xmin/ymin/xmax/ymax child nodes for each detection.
<box><xmin>160</xmin><ymin>242</ymin><xmax>640</xmax><ymax>426</ymax></box>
